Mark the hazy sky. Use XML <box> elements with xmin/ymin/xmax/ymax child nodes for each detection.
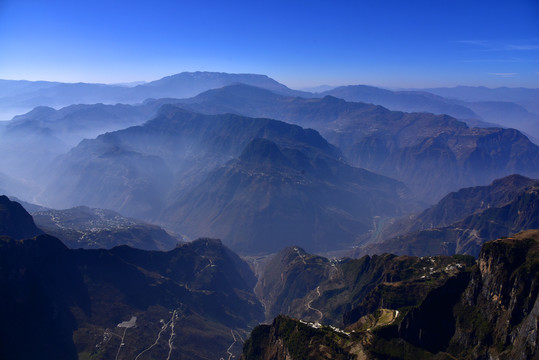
<box><xmin>0</xmin><ymin>0</ymin><xmax>538</xmax><ymax>88</ymax></box>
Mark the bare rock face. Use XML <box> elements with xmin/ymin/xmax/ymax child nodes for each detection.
<box><xmin>242</xmin><ymin>232</ymin><xmax>539</xmax><ymax>359</ymax></box>
<box><xmin>450</xmin><ymin>230</ymin><xmax>539</xmax><ymax>359</ymax></box>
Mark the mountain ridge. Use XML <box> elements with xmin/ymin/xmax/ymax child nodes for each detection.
<box><xmin>360</xmin><ymin>175</ymin><xmax>539</xmax><ymax>257</ymax></box>
<box><xmin>175</xmin><ymin>84</ymin><xmax>539</xmax><ymax>202</ymax></box>
<box><xmin>242</xmin><ymin>230</ymin><xmax>539</xmax><ymax>359</ymax></box>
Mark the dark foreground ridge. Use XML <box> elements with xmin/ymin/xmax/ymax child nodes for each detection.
<box><xmin>0</xmin><ymin>233</ymin><xmax>263</xmax><ymax>360</ymax></box>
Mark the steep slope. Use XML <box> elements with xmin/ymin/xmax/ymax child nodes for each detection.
<box><xmin>177</xmin><ymin>84</ymin><xmax>539</xmax><ymax>202</ymax></box>
<box><xmin>32</xmin><ymin>206</ymin><xmax>181</xmax><ymax>250</ymax></box>
<box><xmin>163</xmin><ymin>137</ymin><xmax>416</xmax><ymax>253</ymax></box>
<box><xmin>0</xmin><ymin>235</ymin><xmax>263</xmax><ymax>360</ymax></box>
<box><xmin>0</xmin><ymin>103</ymin><xmax>158</xmax><ymax>201</ymax></box>
<box><xmin>0</xmin><ymin>197</ymin><xmax>263</xmax><ymax>359</ymax></box>
<box><xmin>362</xmin><ymin>176</ymin><xmax>539</xmax><ymax>257</ymax></box>
<box><xmin>43</xmin><ymin>107</ymin><xmax>418</xmax><ymax>253</ymax></box>
<box><xmin>0</xmin><ymin>195</ymin><xmax>43</xmax><ymax>239</ymax></box>
<box><xmin>255</xmin><ymin>245</ymin><xmax>474</xmax><ymax>327</ymax></box>
<box><xmin>449</xmin><ymin>230</ymin><xmax>539</xmax><ymax>359</ymax></box>
<box><xmin>242</xmin><ymin>231</ymin><xmax>539</xmax><ymax>359</ymax></box>
<box><xmin>380</xmin><ymin>174</ymin><xmax>539</xmax><ymax>239</ymax></box>
<box><xmin>42</xmin><ymin>106</ymin><xmax>339</xmax><ymax>216</ymax></box>
<box><xmin>8</xmin><ymin>197</ymin><xmax>50</xmax><ymax>213</ymax></box>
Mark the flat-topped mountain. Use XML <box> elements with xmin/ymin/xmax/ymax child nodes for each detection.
<box><xmin>132</xmin><ymin>71</ymin><xmax>308</xmax><ymax>98</ymax></box>
<box><xmin>0</xmin><ymin>72</ymin><xmax>307</xmax><ymax>119</ymax></box>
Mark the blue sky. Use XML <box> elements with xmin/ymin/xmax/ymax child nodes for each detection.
<box><xmin>0</xmin><ymin>0</ymin><xmax>538</xmax><ymax>88</ymax></box>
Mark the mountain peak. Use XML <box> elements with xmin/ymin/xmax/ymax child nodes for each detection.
<box><xmin>0</xmin><ymin>195</ymin><xmax>43</xmax><ymax>239</ymax></box>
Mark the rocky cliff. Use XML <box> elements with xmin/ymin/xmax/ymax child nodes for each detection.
<box><xmin>449</xmin><ymin>230</ymin><xmax>539</xmax><ymax>359</ymax></box>
<box><xmin>242</xmin><ymin>231</ymin><xmax>539</xmax><ymax>359</ymax></box>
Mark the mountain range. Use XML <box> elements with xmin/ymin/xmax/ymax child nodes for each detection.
<box><xmin>255</xmin><ymin>245</ymin><xmax>475</xmax><ymax>326</ymax></box>
<box><xmin>3</xmin><ymin>72</ymin><xmax>538</xmax><ymax>140</ymax></box>
<box><xmin>360</xmin><ymin>174</ymin><xmax>539</xmax><ymax>257</ymax></box>
<box><xmin>0</xmin><ymin>72</ymin><xmax>307</xmax><ymax>120</ymax></box>
<box><xmin>1</xmin><ymin>186</ymin><xmax>538</xmax><ymax>359</ymax></box>
<box><xmin>2</xmin><ymin>72</ymin><xmax>538</xmax><ymax>207</ymax></box>
<box><xmin>40</xmin><ymin>107</ymin><xmax>417</xmax><ymax>254</ymax></box>
<box><xmin>243</xmin><ymin>230</ymin><xmax>539</xmax><ymax>360</ymax></box>
<box><xmin>175</xmin><ymin>84</ymin><xmax>539</xmax><ymax>202</ymax></box>
<box><xmin>0</xmin><ymin>198</ymin><xmax>263</xmax><ymax>360</ymax></box>
<box><xmin>1</xmin><ymin>73</ymin><xmax>537</xmax><ymax>257</ymax></box>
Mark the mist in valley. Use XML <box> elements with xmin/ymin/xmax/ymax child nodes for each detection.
<box><xmin>1</xmin><ymin>1</ymin><xmax>538</xmax><ymax>359</ymax></box>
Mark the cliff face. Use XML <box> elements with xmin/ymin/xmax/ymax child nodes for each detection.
<box><xmin>242</xmin><ymin>315</ymin><xmax>365</xmax><ymax>360</ymax></box>
<box><xmin>256</xmin><ymin>245</ymin><xmax>474</xmax><ymax>327</ymax></box>
<box><xmin>242</xmin><ymin>231</ymin><xmax>539</xmax><ymax>360</ymax></box>
<box><xmin>450</xmin><ymin>230</ymin><xmax>539</xmax><ymax>359</ymax></box>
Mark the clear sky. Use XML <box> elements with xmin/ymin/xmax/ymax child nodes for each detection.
<box><xmin>0</xmin><ymin>0</ymin><xmax>538</xmax><ymax>88</ymax></box>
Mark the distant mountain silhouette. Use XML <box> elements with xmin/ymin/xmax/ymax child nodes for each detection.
<box><xmin>421</xmin><ymin>86</ymin><xmax>539</xmax><ymax>110</ymax></box>
<box><xmin>0</xmin><ymin>72</ymin><xmax>308</xmax><ymax>119</ymax></box>
<box><xmin>419</xmin><ymin>86</ymin><xmax>539</xmax><ymax>138</ymax></box>
<box><xmin>463</xmin><ymin>100</ymin><xmax>539</xmax><ymax>142</ymax></box>
<box><xmin>0</xmin><ymin>103</ymin><xmax>158</xmax><ymax>198</ymax></box>
<box><xmin>321</xmin><ymin>85</ymin><xmax>480</xmax><ymax>119</ymax></box>
<box><xmin>7</xmin><ymin>103</ymin><xmax>155</xmax><ymax>146</ymax></box>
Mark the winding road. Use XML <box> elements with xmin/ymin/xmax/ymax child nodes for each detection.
<box><xmin>306</xmin><ymin>286</ymin><xmax>323</xmax><ymax>322</ymax></box>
